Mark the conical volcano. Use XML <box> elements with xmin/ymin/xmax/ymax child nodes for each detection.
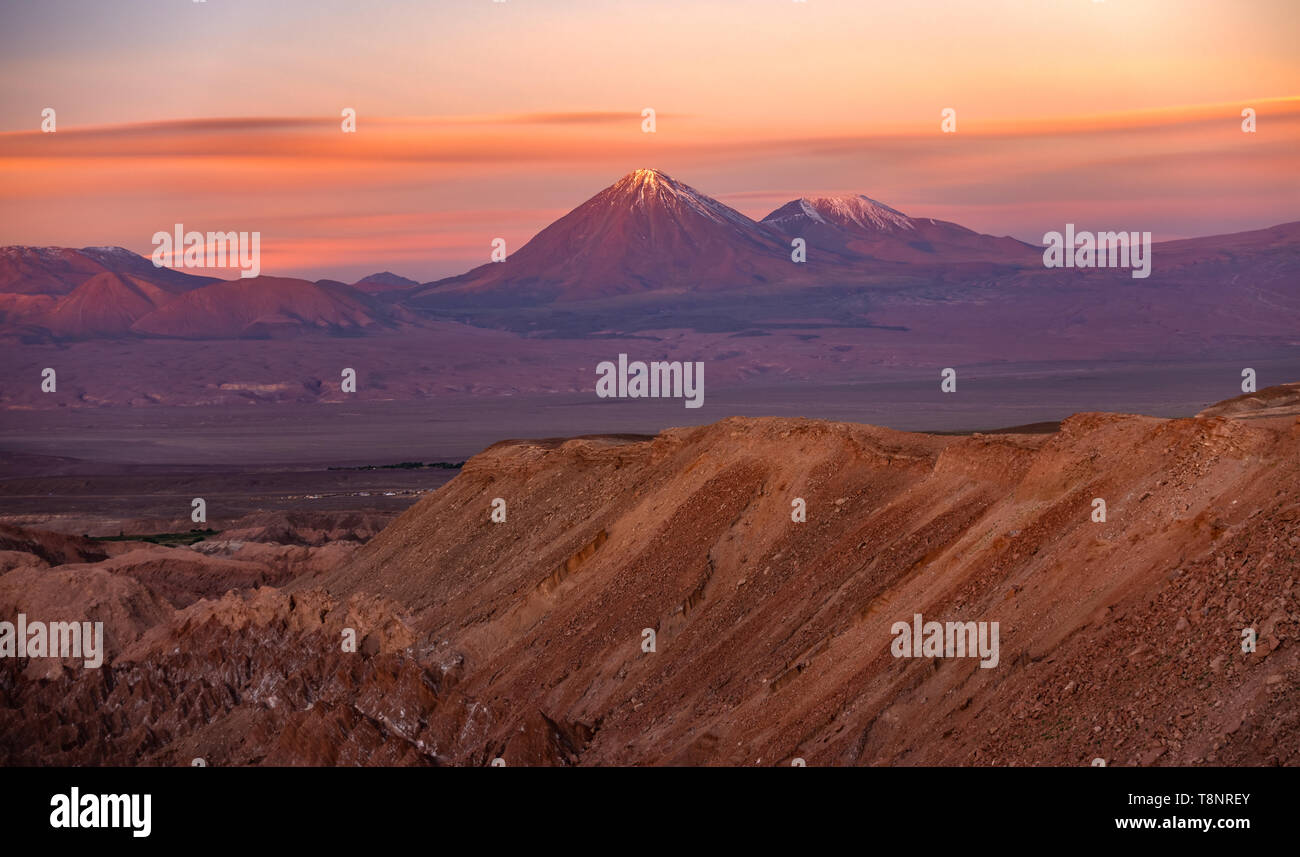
<box><xmin>411</xmin><ymin>169</ymin><xmax>799</xmax><ymax>304</ymax></box>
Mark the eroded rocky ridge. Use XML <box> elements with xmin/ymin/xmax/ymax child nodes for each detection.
<box><xmin>2</xmin><ymin>394</ymin><xmax>1297</xmax><ymax>766</ymax></box>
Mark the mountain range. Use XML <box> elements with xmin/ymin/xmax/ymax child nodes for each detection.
<box><xmin>1</xmin><ymin>169</ymin><xmax>1297</xmax><ymax>380</ymax></box>
<box><xmin>0</xmin><ymin>169</ymin><xmax>1094</xmax><ymax>340</ymax></box>
<box><xmin>0</xmin><ymin>248</ymin><xmax>404</xmax><ymax>341</ymax></box>
<box><xmin>409</xmin><ymin>168</ymin><xmax>1040</xmax><ymax>308</ymax></box>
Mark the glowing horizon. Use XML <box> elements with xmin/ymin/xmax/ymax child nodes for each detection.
<box><xmin>1</xmin><ymin>0</ymin><xmax>1297</xmax><ymax>281</ymax></box>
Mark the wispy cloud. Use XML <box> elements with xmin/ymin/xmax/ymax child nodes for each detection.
<box><xmin>2</xmin><ymin>100</ymin><xmax>1296</xmax><ymax>280</ymax></box>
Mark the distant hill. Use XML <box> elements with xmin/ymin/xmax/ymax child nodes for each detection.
<box><xmin>0</xmin><ymin>246</ymin><xmax>215</xmax><ymax>296</ymax></box>
<box><xmin>353</xmin><ymin>271</ymin><xmax>420</xmax><ymax>293</ymax></box>
<box><xmin>128</xmin><ymin>276</ymin><xmax>397</xmax><ymax>339</ymax></box>
<box><xmin>40</xmin><ymin>272</ymin><xmax>182</xmax><ymax>338</ymax></box>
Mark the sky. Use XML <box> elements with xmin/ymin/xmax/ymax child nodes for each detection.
<box><xmin>1</xmin><ymin>0</ymin><xmax>1297</xmax><ymax>282</ymax></box>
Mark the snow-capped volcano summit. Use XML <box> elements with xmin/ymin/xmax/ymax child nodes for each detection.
<box><xmin>761</xmin><ymin>195</ymin><xmax>1038</xmax><ymax>264</ymax></box>
<box><xmin>411</xmin><ymin>169</ymin><xmax>797</xmax><ymax>303</ymax></box>
<box><xmin>408</xmin><ymin>170</ymin><xmax>1044</xmax><ymax>307</ymax></box>
<box><xmin>605</xmin><ymin>169</ymin><xmax>763</xmax><ymax>233</ymax></box>
<box><xmin>764</xmin><ymin>195</ymin><xmax>917</xmax><ymax>234</ymax></box>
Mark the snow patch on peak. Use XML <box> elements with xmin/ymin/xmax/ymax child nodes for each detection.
<box><xmin>618</xmin><ymin>168</ymin><xmax>674</xmax><ymax>190</ymax></box>
<box><xmin>1</xmin><ymin>246</ymin><xmax>73</xmax><ymax>258</ymax></box>
<box><xmin>607</xmin><ymin>169</ymin><xmax>759</xmax><ymax>232</ymax></box>
<box><xmin>82</xmin><ymin>246</ymin><xmax>141</xmax><ymax>261</ymax></box>
<box><xmin>801</xmin><ymin>195</ymin><xmax>915</xmax><ymax>232</ymax></box>
<box><xmin>797</xmin><ymin>199</ymin><xmax>828</xmax><ymax>224</ymax></box>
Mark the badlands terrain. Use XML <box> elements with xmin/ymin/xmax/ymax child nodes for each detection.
<box><xmin>1</xmin><ymin>384</ymin><xmax>1297</xmax><ymax>766</ymax></box>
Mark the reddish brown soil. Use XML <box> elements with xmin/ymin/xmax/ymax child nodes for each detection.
<box><xmin>1197</xmin><ymin>382</ymin><xmax>1300</xmax><ymax>420</ymax></box>
<box><xmin>1</xmin><ymin>391</ymin><xmax>1297</xmax><ymax>766</ymax></box>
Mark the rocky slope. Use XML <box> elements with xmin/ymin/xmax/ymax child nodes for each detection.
<box><xmin>1</xmin><ymin>391</ymin><xmax>1297</xmax><ymax>765</ymax></box>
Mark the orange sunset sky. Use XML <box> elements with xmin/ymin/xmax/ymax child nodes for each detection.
<box><xmin>1</xmin><ymin>0</ymin><xmax>1297</xmax><ymax>282</ymax></box>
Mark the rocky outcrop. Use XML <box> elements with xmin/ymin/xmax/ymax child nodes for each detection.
<box><xmin>301</xmin><ymin>406</ymin><xmax>1300</xmax><ymax>766</ymax></box>
<box><xmin>2</xmin><ymin>394</ymin><xmax>1298</xmax><ymax>766</ymax></box>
